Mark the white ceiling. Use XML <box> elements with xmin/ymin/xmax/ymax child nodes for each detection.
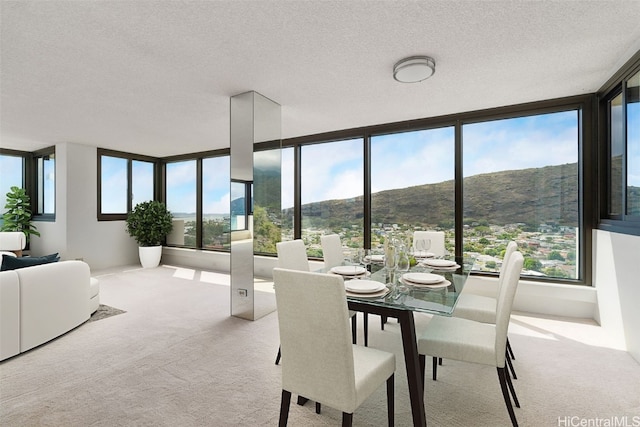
<box><xmin>2</xmin><ymin>1</ymin><xmax>640</xmax><ymax>157</ymax></box>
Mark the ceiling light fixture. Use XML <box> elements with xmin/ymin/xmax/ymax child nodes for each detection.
<box><xmin>393</xmin><ymin>56</ymin><xmax>436</xmax><ymax>83</ymax></box>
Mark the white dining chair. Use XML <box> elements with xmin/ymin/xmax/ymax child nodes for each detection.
<box><xmin>412</xmin><ymin>230</ymin><xmax>446</xmax><ymax>257</ymax></box>
<box><xmin>320</xmin><ymin>234</ymin><xmax>344</xmax><ymax>269</ymax></box>
<box><xmin>320</xmin><ymin>234</ymin><xmax>370</xmax><ymax>346</ymax></box>
<box><xmin>274</xmin><ymin>239</ymin><xmax>360</xmax><ymax>365</ymax></box>
<box><xmin>273</xmin><ymin>268</ymin><xmax>395</xmax><ymax>427</ymax></box>
<box><xmin>417</xmin><ymin>251</ymin><xmax>524</xmax><ymax>427</ymax></box>
<box><xmin>453</xmin><ymin>241</ymin><xmax>519</xmax><ymax>377</ymax></box>
<box><xmin>276</xmin><ymin>239</ymin><xmax>311</xmax><ymax>271</ymax></box>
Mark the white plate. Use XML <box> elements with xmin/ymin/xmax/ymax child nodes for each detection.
<box><xmin>414</xmin><ymin>252</ymin><xmax>435</xmax><ymax>259</ymax></box>
<box><xmin>344</xmin><ymin>279</ymin><xmax>386</xmax><ymax>294</ymax></box>
<box><xmin>331</xmin><ymin>265</ymin><xmax>367</xmax><ymax>276</ymax></box>
<box><xmin>367</xmin><ymin>254</ymin><xmax>385</xmax><ymax>263</ymax></box>
<box><xmin>421</xmin><ymin>259</ymin><xmax>457</xmax><ymax>268</ymax></box>
<box><xmin>401</xmin><ymin>277</ymin><xmax>451</xmax><ymax>289</ymax></box>
<box><xmin>402</xmin><ymin>272</ymin><xmax>445</xmax><ymax>284</ymax></box>
<box><xmin>346</xmin><ymin>287</ymin><xmax>390</xmax><ymax>298</ymax></box>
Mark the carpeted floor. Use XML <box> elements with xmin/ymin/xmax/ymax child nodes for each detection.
<box><xmin>0</xmin><ymin>265</ymin><xmax>638</xmax><ymax>426</ymax></box>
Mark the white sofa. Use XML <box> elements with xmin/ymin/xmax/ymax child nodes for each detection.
<box><xmin>0</xmin><ymin>260</ymin><xmax>97</xmax><ymax>361</ymax></box>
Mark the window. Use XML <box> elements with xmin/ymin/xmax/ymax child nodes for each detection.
<box><xmin>33</xmin><ymin>147</ymin><xmax>55</xmax><ymax>218</ymax></box>
<box><xmin>600</xmin><ymin>53</ymin><xmax>640</xmax><ymax>235</ymax></box>
<box><xmin>0</xmin><ymin>153</ymin><xmax>24</xmax><ymax>218</ymax></box>
<box><xmin>281</xmin><ymin>147</ymin><xmax>294</xmax><ymax>242</ymax></box>
<box><xmin>463</xmin><ymin>111</ymin><xmax>580</xmax><ymax>280</ymax></box>
<box><xmin>371</xmin><ymin>127</ymin><xmax>455</xmax><ymax>252</ymax></box>
<box><xmin>230</xmin><ymin>180</ymin><xmax>251</xmax><ymax>231</ymax></box>
<box><xmin>626</xmin><ymin>70</ymin><xmax>640</xmax><ymax>216</ymax></box>
<box><xmin>202</xmin><ymin>156</ymin><xmax>230</xmax><ymax>250</ymax></box>
<box><xmin>100</xmin><ymin>155</ymin><xmax>128</xmax><ymax>214</ymax></box>
<box><xmin>254</xmin><ymin>148</ymin><xmax>282</xmax><ymax>255</ymax></box>
<box><xmin>98</xmin><ymin>149</ymin><xmax>156</xmax><ymax>219</ymax></box>
<box><xmin>166</xmin><ymin>160</ymin><xmax>197</xmax><ymax>246</ymax></box>
<box><xmin>300</xmin><ymin>138</ymin><xmax>364</xmax><ymax>258</ymax></box>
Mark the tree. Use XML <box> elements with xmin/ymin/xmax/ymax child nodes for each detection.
<box><xmin>1</xmin><ymin>186</ymin><xmax>40</xmax><ymax>244</ymax></box>
<box><xmin>523</xmin><ymin>257</ymin><xmax>542</xmax><ymax>271</ymax></box>
<box><xmin>548</xmin><ymin>251</ymin><xmax>565</xmax><ymax>261</ymax></box>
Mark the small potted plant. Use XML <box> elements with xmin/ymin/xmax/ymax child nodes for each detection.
<box><xmin>2</xmin><ymin>186</ymin><xmax>40</xmax><ymax>255</ymax></box>
<box><xmin>125</xmin><ymin>200</ymin><xmax>173</xmax><ymax>268</ymax></box>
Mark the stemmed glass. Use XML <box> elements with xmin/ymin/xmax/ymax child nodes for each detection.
<box><xmin>416</xmin><ymin>239</ymin><xmax>431</xmax><ymax>258</ymax></box>
<box><xmin>359</xmin><ymin>248</ymin><xmax>372</xmax><ymax>272</ymax></box>
<box><xmin>396</xmin><ymin>248</ymin><xmax>410</xmax><ymax>282</ymax></box>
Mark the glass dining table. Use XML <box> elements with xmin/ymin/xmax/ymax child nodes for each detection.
<box><xmin>337</xmin><ymin>256</ymin><xmax>474</xmax><ymax>427</ymax></box>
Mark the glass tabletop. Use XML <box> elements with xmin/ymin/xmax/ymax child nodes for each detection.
<box><xmin>325</xmin><ymin>256</ymin><xmax>475</xmax><ymax>316</ymax></box>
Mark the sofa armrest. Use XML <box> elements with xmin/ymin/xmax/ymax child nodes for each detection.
<box><xmin>0</xmin><ymin>271</ymin><xmax>20</xmax><ymax>361</ymax></box>
<box><xmin>16</xmin><ymin>260</ymin><xmax>90</xmax><ymax>352</ymax></box>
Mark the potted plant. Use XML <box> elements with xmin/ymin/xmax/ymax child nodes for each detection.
<box><xmin>2</xmin><ymin>186</ymin><xmax>40</xmax><ymax>254</ymax></box>
<box><xmin>125</xmin><ymin>200</ymin><xmax>173</xmax><ymax>268</ymax></box>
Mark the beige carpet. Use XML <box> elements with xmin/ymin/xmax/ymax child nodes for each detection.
<box><xmin>1</xmin><ymin>265</ymin><xmax>639</xmax><ymax>426</ymax></box>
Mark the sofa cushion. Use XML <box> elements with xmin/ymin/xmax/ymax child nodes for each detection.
<box><xmin>1</xmin><ymin>253</ymin><xmax>60</xmax><ymax>271</ymax></box>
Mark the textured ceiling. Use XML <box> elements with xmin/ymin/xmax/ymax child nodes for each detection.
<box><xmin>2</xmin><ymin>1</ymin><xmax>640</xmax><ymax>157</ymax></box>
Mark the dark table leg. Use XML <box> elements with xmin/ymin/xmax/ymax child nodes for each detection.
<box><xmin>397</xmin><ymin>310</ymin><xmax>427</xmax><ymax>427</ymax></box>
<box><xmin>348</xmin><ymin>302</ymin><xmax>427</xmax><ymax>427</ymax></box>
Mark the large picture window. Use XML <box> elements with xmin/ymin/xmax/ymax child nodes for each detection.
<box><xmin>371</xmin><ymin>127</ymin><xmax>455</xmax><ymax>252</ymax></box>
<box><xmin>202</xmin><ymin>156</ymin><xmax>230</xmax><ymax>250</ymax></box>
<box><xmin>166</xmin><ymin>160</ymin><xmax>196</xmax><ymax>247</ymax></box>
<box><xmin>300</xmin><ymin>138</ymin><xmax>364</xmax><ymax>258</ymax></box>
<box><xmin>463</xmin><ymin>111</ymin><xmax>580</xmax><ymax>279</ymax></box>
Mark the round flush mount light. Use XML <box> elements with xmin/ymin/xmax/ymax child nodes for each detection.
<box><xmin>393</xmin><ymin>56</ymin><xmax>436</xmax><ymax>83</ymax></box>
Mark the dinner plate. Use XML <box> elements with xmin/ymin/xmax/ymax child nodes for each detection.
<box><xmin>400</xmin><ymin>277</ymin><xmax>451</xmax><ymax>289</ymax></box>
<box><xmin>402</xmin><ymin>272</ymin><xmax>445</xmax><ymax>284</ymax></box>
<box><xmin>345</xmin><ymin>287</ymin><xmax>390</xmax><ymax>298</ymax></box>
<box><xmin>344</xmin><ymin>279</ymin><xmax>386</xmax><ymax>294</ymax></box>
<box><xmin>367</xmin><ymin>254</ymin><xmax>385</xmax><ymax>263</ymax></box>
<box><xmin>414</xmin><ymin>252</ymin><xmax>435</xmax><ymax>259</ymax></box>
<box><xmin>421</xmin><ymin>259</ymin><xmax>457</xmax><ymax>268</ymax></box>
<box><xmin>331</xmin><ymin>265</ymin><xmax>367</xmax><ymax>276</ymax></box>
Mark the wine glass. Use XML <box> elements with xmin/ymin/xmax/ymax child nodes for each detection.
<box><xmin>396</xmin><ymin>250</ymin><xmax>410</xmax><ymax>282</ymax></box>
<box><xmin>416</xmin><ymin>239</ymin><xmax>431</xmax><ymax>258</ymax></box>
<box><xmin>360</xmin><ymin>248</ymin><xmax>372</xmax><ymax>272</ymax></box>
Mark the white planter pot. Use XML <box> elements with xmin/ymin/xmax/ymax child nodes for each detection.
<box><xmin>139</xmin><ymin>246</ymin><xmax>162</xmax><ymax>268</ymax></box>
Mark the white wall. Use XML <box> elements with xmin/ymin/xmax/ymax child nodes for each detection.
<box><xmin>31</xmin><ymin>143</ymin><xmax>138</xmax><ymax>270</ymax></box>
<box><xmin>593</xmin><ymin>230</ymin><xmax>640</xmax><ymax>363</ymax></box>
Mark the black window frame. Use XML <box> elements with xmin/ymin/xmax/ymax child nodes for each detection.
<box><xmin>97</xmin><ymin>148</ymin><xmax>161</xmax><ymax>221</ymax></box>
<box><xmin>32</xmin><ymin>146</ymin><xmax>56</xmax><ymax>221</ymax></box>
<box><xmin>598</xmin><ymin>50</ymin><xmax>640</xmax><ymax>236</ymax></box>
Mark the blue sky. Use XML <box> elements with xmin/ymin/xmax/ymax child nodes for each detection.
<box><xmin>8</xmin><ymin>109</ymin><xmax>636</xmax><ymax>216</ymax></box>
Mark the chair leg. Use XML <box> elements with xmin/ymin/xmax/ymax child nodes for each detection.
<box><xmin>275</xmin><ymin>346</ymin><xmax>281</xmax><ymax>365</ymax></box>
<box><xmin>342</xmin><ymin>412</ymin><xmax>353</xmax><ymax>427</ymax></box>
<box><xmin>506</xmin><ymin>349</ymin><xmax>518</xmax><ymax>379</ymax></box>
<box><xmin>505</xmin><ymin>366</ymin><xmax>520</xmax><ymax>408</ymax></box>
<box><xmin>351</xmin><ymin>315</ymin><xmax>357</xmax><ymax>344</ymax></box>
<box><xmin>497</xmin><ymin>368</ymin><xmax>519</xmax><ymax>427</ymax></box>
<box><xmin>507</xmin><ymin>337</ymin><xmax>515</xmax><ymax>360</ymax></box>
<box><xmin>279</xmin><ymin>390</ymin><xmax>291</xmax><ymax>427</ymax></box>
<box><xmin>387</xmin><ymin>374</ymin><xmax>394</xmax><ymax>427</ymax></box>
<box><xmin>432</xmin><ymin>356</ymin><xmax>438</xmax><ymax>381</ymax></box>
<box><xmin>315</xmin><ymin>402</ymin><xmax>321</xmax><ymax>414</ymax></box>
<box><xmin>438</xmin><ymin>357</ymin><xmax>442</xmax><ymax>366</ymax></box>
<box><xmin>419</xmin><ymin>354</ymin><xmax>426</xmax><ymax>392</ymax></box>
<box><xmin>363</xmin><ymin>312</ymin><xmax>369</xmax><ymax>347</ymax></box>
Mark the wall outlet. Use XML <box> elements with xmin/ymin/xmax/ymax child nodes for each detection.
<box><xmin>238</xmin><ymin>289</ymin><xmax>248</xmax><ymax>297</ymax></box>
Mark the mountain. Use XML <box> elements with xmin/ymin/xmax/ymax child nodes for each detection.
<box><xmin>297</xmin><ymin>163</ymin><xmax>581</xmax><ymax>228</ymax></box>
